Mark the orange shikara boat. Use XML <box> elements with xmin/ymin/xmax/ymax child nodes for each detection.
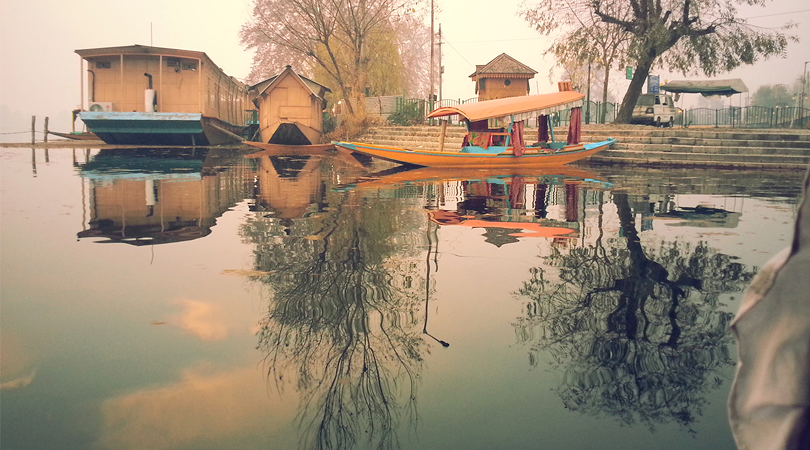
<box><xmin>334</xmin><ymin>91</ymin><xmax>616</xmax><ymax>168</ymax></box>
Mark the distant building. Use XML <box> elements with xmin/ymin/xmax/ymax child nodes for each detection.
<box><xmin>469</xmin><ymin>53</ymin><xmax>537</xmax><ymax>101</ymax></box>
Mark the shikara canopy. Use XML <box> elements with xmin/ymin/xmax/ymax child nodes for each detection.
<box><xmin>427</xmin><ymin>92</ymin><xmax>585</xmax><ymax>123</ymax></box>
<box><xmin>660</xmin><ymin>79</ymin><xmax>748</xmax><ymax>97</ymax></box>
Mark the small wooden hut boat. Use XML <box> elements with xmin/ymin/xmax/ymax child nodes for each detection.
<box><xmin>250</xmin><ymin>66</ymin><xmax>331</xmax><ymax>146</ymax></box>
<box><xmin>334</xmin><ymin>90</ymin><xmax>616</xmax><ymax>168</ymax></box>
<box><xmin>76</xmin><ymin>45</ymin><xmax>254</xmax><ymax>146</ymax></box>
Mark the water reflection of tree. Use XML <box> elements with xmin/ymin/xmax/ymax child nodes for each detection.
<box><xmin>240</xmin><ymin>186</ymin><xmax>430</xmax><ymax>450</ymax></box>
<box><xmin>515</xmin><ymin>192</ymin><xmax>756</xmax><ymax>431</ymax></box>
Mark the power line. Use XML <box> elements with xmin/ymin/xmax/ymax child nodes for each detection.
<box><xmin>446</xmin><ymin>36</ymin><xmax>545</xmax><ymax>45</ymax></box>
<box><xmin>744</xmin><ymin>9</ymin><xmax>810</xmax><ymax>20</ymax></box>
<box><xmin>441</xmin><ymin>37</ymin><xmax>475</xmax><ymax>68</ymax></box>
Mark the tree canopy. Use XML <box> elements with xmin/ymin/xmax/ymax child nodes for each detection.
<box><xmin>520</xmin><ymin>0</ymin><xmax>796</xmax><ymax>123</ymax></box>
<box><xmin>240</xmin><ymin>0</ymin><xmax>430</xmax><ymax>122</ymax></box>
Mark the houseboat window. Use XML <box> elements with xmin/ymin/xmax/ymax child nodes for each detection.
<box><xmin>504</xmin><ymin>79</ymin><xmax>511</xmax><ymax>86</ymax></box>
<box><xmin>181</xmin><ymin>61</ymin><xmax>197</xmax><ymax>71</ymax></box>
<box><xmin>95</xmin><ymin>61</ymin><xmax>112</xmax><ymax>69</ymax></box>
<box><xmin>166</xmin><ymin>58</ymin><xmax>180</xmax><ymax>68</ymax></box>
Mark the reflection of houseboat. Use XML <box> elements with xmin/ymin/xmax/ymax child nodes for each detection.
<box><xmin>246</xmin><ymin>150</ymin><xmax>325</xmax><ymax>219</ymax></box>
<box><xmin>77</xmin><ymin>148</ymin><xmax>254</xmax><ymax>245</ymax></box>
<box><xmin>77</xmin><ymin>45</ymin><xmax>254</xmax><ymax>146</ymax></box>
<box><xmin>249</xmin><ymin>66</ymin><xmax>332</xmax><ymax>147</ymax></box>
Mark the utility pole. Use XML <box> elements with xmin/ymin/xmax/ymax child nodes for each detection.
<box><xmin>586</xmin><ymin>61</ymin><xmax>591</xmax><ymax>124</ymax></box>
<box><xmin>438</xmin><ymin>24</ymin><xmax>443</xmax><ymax>103</ymax></box>
<box><xmin>429</xmin><ymin>0</ymin><xmax>434</xmax><ymax>112</ymax></box>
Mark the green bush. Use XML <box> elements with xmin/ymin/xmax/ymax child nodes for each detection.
<box><xmin>387</xmin><ymin>101</ymin><xmax>424</xmax><ymax>126</ymax></box>
<box><xmin>322</xmin><ymin>113</ymin><xmax>337</xmax><ymax>134</ymax></box>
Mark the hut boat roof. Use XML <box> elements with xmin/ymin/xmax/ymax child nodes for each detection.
<box><xmin>426</xmin><ymin>91</ymin><xmax>585</xmax><ymax>123</ymax></box>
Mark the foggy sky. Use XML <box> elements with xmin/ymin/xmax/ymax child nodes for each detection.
<box><xmin>1</xmin><ymin>0</ymin><xmax>807</xmax><ymax>138</ymax></box>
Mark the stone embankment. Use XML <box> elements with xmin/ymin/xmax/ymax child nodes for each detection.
<box><xmin>357</xmin><ymin>124</ymin><xmax>810</xmax><ymax>171</ymax></box>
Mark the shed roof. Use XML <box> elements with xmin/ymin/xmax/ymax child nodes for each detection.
<box><xmin>251</xmin><ymin>66</ymin><xmax>331</xmax><ymax>99</ymax></box>
<box><xmin>469</xmin><ymin>53</ymin><xmax>537</xmax><ymax>78</ymax></box>
<box><xmin>660</xmin><ymin>79</ymin><xmax>749</xmax><ymax>97</ymax></box>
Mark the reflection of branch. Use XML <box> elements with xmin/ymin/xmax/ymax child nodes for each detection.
<box><xmin>515</xmin><ymin>192</ymin><xmax>756</xmax><ymax>431</ymax></box>
<box><xmin>423</xmin><ymin>220</ymin><xmax>449</xmax><ymax>348</ymax></box>
<box><xmin>247</xmin><ymin>193</ymin><xmax>429</xmax><ymax>450</ymax></box>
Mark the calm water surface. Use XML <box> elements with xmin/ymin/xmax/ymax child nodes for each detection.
<box><xmin>1</xmin><ymin>145</ymin><xmax>805</xmax><ymax>450</ymax></box>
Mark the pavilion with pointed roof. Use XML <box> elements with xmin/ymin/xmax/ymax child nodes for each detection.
<box><xmin>469</xmin><ymin>53</ymin><xmax>537</xmax><ymax>101</ymax></box>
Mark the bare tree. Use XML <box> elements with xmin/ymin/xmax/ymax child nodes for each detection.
<box><xmin>240</xmin><ymin>0</ymin><xmax>423</xmax><ymax>119</ymax></box>
<box><xmin>520</xmin><ymin>0</ymin><xmax>795</xmax><ymax>123</ymax></box>
<box><xmin>523</xmin><ymin>1</ymin><xmax>630</xmax><ymax>123</ymax></box>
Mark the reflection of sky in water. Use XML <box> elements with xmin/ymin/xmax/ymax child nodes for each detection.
<box><xmin>0</xmin><ymin>147</ymin><xmax>803</xmax><ymax>450</ymax></box>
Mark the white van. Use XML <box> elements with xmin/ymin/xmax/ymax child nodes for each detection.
<box><xmin>632</xmin><ymin>93</ymin><xmax>677</xmax><ymax>127</ymax></box>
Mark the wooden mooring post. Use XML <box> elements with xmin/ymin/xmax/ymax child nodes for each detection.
<box><xmin>31</xmin><ymin>116</ymin><xmax>36</xmax><ymax>144</ymax></box>
<box><xmin>44</xmin><ymin>117</ymin><xmax>49</xmax><ymax>143</ymax></box>
<box><xmin>438</xmin><ymin>120</ymin><xmax>447</xmax><ymax>152</ymax></box>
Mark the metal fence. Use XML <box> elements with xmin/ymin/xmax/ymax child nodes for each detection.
<box><xmin>581</xmin><ymin>101</ymin><xmax>809</xmax><ymax>129</ymax></box>
<box><xmin>358</xmin><ymin>96</ymin><xmax>810</xmax><ymax>129</ymax></box>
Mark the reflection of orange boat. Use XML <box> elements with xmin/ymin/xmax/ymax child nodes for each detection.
<box><xmin>428</xmin><ymin>210</ymin><xmax>576</xmax><ymax>238</ymax></box>
<box><xmin>339</xmin><ymin>165</ymin><xmax>608</xmax><ymax>191</ymax></box>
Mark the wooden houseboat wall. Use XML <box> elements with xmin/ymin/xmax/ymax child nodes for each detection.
<box><xmin>251</xmin><ymin>66</ymin><xmax>331</xmax><ymax>145</ymax></box>
<box><xmin>77</xmin><ymin>45</ymin><xmax>254</xmax><ymax>146</ymax></box>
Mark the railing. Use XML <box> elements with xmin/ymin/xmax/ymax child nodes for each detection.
<box><xmin>348</xmin><ymin>96</ymin><xmax>810</xmax><ymax>129</ymax></box>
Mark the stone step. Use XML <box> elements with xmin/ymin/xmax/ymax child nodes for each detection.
<box><xmin>361</xmin><ymin>128</ymin><xmax>810</xmax><ymax>148</ymax></box>
<box><xmin>588</xmin><ymin>153</ymin><xmax>810</xmax><ymax>170</ymax></box>
<box><xmin>592</xmin><ymin>149</ymin><xmax>810</xmax><ymax>167</ymax></box>
<box><xmin>356</xmin><ymin>124</ymin><xmax>810</xmax><ymax>170</ymax></box>
<box><xmin>609</xmin><ymin>142</ymin><xmax>810</xmax><ymax>155</ymax></box>
<box><xmin>358</xmin><ymin>136</ymin><xmax>810</xmax><ymax>154</ymax></box>
<box><xmin>365</xmin><ymin>125</ymin><xmax>810</xmax><ymax>141</ymax></box>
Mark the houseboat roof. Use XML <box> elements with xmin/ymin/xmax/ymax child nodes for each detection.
<box><xmin>427</xmin><ymin>91</ymin><xmax>584</xmax><ymax>122</ymax></box>
<box><xmin>77</xmin><ymin>44</ymin><xmax>211</xmax><ymax>62</ymax></box>
<box><xmin>75</xmin><ymin>44</ymin><xmax>240</xmax><ymax>82</ymax></box>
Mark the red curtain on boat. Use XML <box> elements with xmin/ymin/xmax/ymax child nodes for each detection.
<box><xmin>511</xmin><ymin>120</ymin><xmax>526</xmax><ymax>157</ymax></box>
<box><xmin>567</xmin><ymin>107</ymin><xmax>581</xmax><ymax>145</ymax></box>
<box><xmin>537</xmin><ymin>115</ymin><xmax>549</xmax><ymax>143</ymax></box>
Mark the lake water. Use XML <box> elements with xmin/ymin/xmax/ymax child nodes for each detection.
<box><xmin>1</xmin><ymin>145</ymin><xmax>806</xmax><ymax>450</ymax></box>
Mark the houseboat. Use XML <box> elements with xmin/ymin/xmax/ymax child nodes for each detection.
<box><xmin>76</xmin><ymin>45</ymin><xmax>255</xmax><ymax>146</ymax></box>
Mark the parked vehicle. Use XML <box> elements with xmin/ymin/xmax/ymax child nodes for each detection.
<box><xmin>632</xmin><ymin>93</ymin><xmax>677</xmax><ymax>127</ymax></box>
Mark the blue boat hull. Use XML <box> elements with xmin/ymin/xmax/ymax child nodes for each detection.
<box><xmin>79</xmin><ymin>112</ymin><xmax>247</xmax><ymax>146</ymax></box>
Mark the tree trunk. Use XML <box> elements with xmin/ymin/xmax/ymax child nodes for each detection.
<box><xmin>601</xmin><ymin>66</ymin><xmax>611</xmax><ymax>124</ymax></box>
<box><xmin>615</xmin><ymin>57</ymin><xmax>653</xmax><ymax>124</ymax></box>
